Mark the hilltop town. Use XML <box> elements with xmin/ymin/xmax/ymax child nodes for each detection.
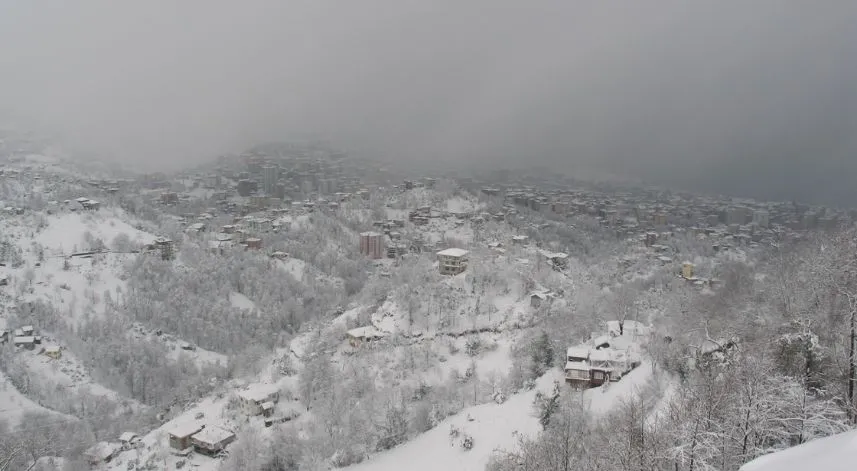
<box><xmin>1</xmin><ymin>131</ymin><xmax>855</xmax><ymax>471</ymax></box>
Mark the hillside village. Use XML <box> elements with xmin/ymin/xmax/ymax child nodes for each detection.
<box><xmin>1</xmin><ymin>131</ymin><xmax>856</xmax><ymax>471</ymax></box>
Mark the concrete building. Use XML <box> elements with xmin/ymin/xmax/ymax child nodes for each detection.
<box><xmin>262</xmin><ymin>165</ymin><xmax>279</xmax><ymax>196</ymax></box>
<box><xmin>190</xmin><ymin>426</ymin><xmax>236</xmax><ymax>456</ymax></box>
<box><xmin>237</xmin><ymin>384</ymin><xmax>280</xmax><ymax>417</ymax></box>
<box><xmin>169</xmin><ymin>423</ymin><xmax>204</xmax><ymax>451</ymax></box>
<box><xmin>726</xmin><ymin>206</ymin><xmax>751</xmax><ymax>225</ymax></box>
<box><xmin>237</xmin><ymin>179</ymin><xmax>258</xmax><ymax>197</ymax></box>
<box><xmin>359</xmin><ymin>231</ymin><xmax>385</xmax><ymax>259</ymax></box>
<box><xmin>752</xmin><ymin>210</ymin><xmax>770</xmax><ymax>228</ymax></box>
<box><xmin>437</xmin><ymin>248</ymin><xmax>469</xmax><ymax>275</ymax></box>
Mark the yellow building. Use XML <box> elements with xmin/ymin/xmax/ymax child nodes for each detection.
<box><xmin>682</xmin><ymin>262</ymin><xmax>695</xmax><ymax>279</ymax></box>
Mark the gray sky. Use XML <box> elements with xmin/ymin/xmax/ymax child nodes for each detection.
<box><xmin>1</xmin><ymin>1</ymin><xmax>856</xmax><ymax>204</ymax></box>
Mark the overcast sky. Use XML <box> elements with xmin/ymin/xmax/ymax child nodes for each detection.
<box><xmin>1</xmin><ymin>1</ymin><xmax>856</xmax><ymax>204</ymax></box>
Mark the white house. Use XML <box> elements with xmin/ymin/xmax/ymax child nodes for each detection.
<box><xmin>346</xmin><ymin>326</ymin><xmax>387</xmax><ymax>348</ymax></box>
<box><xmin>190</xmin><ymin>426</ymin><xmax>236</xmax><ymax>456</ymax></box>
<box><xmin>436</xmin><ymin>248</ymin><xmax>469</xmax><ymax>275</ymax></box>
<box><xmin>237</xmin><ymin>384</ymin><xmax>280</xmax><ymax>417</ymax></box>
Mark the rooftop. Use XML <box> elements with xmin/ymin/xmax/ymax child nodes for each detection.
<box><xmin>237</xmin><ymin>383</ymin><xmax>280</xmax><ymax>403</ymax></box>
<box><xmin>347</xmin><ymin>326</ymin><xmax>387</xmax><ymax>339</ymax></box>
<box><xmin>564</xmin><ymin>360</ymin><xmax>590</xmax><ymax>371</ymax></box>
<box><xmin>191</xmin><ymin>426</ymin><xmax>235</xmax><ymax>446</ymax></box>
<box><xmin>437</xmin><ymin>248</ymin><xmax>469</xmax><ymax>257</ymax></box>
<box><xmin>566</xmin><ymin>346</ymin><xmax>591</xmax><ymax>359</ymax></box>
<box><xmin>168</xmin><ymin>421</ymin><xmax>204</xmax><ymax>439</ymax></box>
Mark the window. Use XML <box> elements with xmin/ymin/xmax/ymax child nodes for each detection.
<box><xmin>593</xmin><ymin>371</ymin><xmax>604</xmax><ymax>380</ymax></box>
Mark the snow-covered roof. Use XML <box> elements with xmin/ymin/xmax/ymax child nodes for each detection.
<box><xmin>347</xmin><ymin>326</ymin><xmax>387</xmax><ymax>340</ymax></box>
<box><xmin>360</xmin><ymin>231</ymin><xmax>382</xmax><ymax>237</ymax></box>
<box><xmin>168</xmin><ymin>422</ymin><xmax>204</xmax><ymax>439</ymax></box>
<box><xmin>437</xmin><ymin>248</ymin><xmax>469</xmax><ymax>257</ymax></box>
<box><xmin>13</xmin><ymin>336</ymin><xmax>34</xmax><ymax>343</ymax></box>
<box><xmin>119</xmin><ymin>432</ymin><xmax>138</xmax><ymax>443</ymax></box>
<box><xmin>191</xmin><ymin>426</ymin><xmax>235</xmax><ymax>446</ymax></box>
<box><xmin>589</xmin><ymin>349</ymin><xmax>618</xmax><ymax>363</ymax></box>
<box><xmin>564</xmin><ymin>360</ymin><xmax>590</xmax><ymax>371</ymax></box>
<box><xmin>44</xmin><ymin>345</ymin><xmax>60</xmax><ymax>353</ymax></box>
<box><xmin>740</xmin><ymin>428</ymin><xmax>857</xmax><ymax>471</ymax></box>
<box><xmin>566</xmin><ymin>346</ymin><xmax>590</xmax><ymax>359</ymax></box>
<box><xmin>237</xmin><ymin>384</ymin><xmax>279</xmax><ymax>403</ymax></box>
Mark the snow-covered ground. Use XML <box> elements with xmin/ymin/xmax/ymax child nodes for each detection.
<box><xmin>0</xmin><ymin>371</ymin><xmax>70</xmax><ymax>427</ymax></box>
<box><xmin>13</xmin><ymin>342</ymin><xmax>143</xmax><ymax>409</ymax></box>
<box><xmin>30</xmin><ymin>209</ymin><xmax>156</xmax><ymax>256</ymax></box>
<box><xmin>348</xmin><ymin>362</ymin><xmax>655</xmax><ymax>471</ymax></box>
<box><xmin>740</xmin><ymin>428</ymin><xmax>857</xmax><ymax>471</ymax></box>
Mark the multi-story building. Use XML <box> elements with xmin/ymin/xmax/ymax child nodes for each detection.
<box><xmin>436</xmin><ymin>248</ymin><xmax>469</xmax><ymax>275</ymax></box>
<box><xmin>359</xmin><ymin>231</ymin><xmax>385</xmax><ymax>259</ymax></box>
<box><xmin>262</xmin><ymin>165</ymin><xmax>279</xmax><ymax>196</ymax></box>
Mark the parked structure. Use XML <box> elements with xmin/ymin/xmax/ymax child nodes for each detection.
<box><xmin>437</xmin><ymin>248</ymin><xmax>469</xmax><ymax>275</ymax></box>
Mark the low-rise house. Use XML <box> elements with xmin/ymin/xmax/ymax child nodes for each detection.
<box><xmin>529</xmin><ymin>291</ymin><xmax>554</xmax><ymax>309</ymax></box>
<box><xmin>564</xmin><ymin>329</ymin><xmax>642</xmax><ymax>389</ymax></box>
<box><xmin>564</xmin><ymin>346</ymin><xmax>593</xmax><ymax>389</ymax></box>
<box><xmin>118</xmin><ymin>432</ymin><xmax>140</xmax><ymax>449</ymax></box>
<box><xmin>168</xmin><ymin>422</ymin><xmax>204</xmax><ymax>452</ymax></box>
<box><xmin>346</xmin><ymin>326</ymin><xmax>387</xmax><ymax>348</ymax></box>
<box><xmin>244</xmin><ymin>237</ymin><xmax>262</xmax><ymax>250</ymax></box>
<box><xmin>83</xmin><ymin>441</ymin><xmax>120</xmax><ymax>465</ymax></box>
<box><xmin>436</xmin><ymin>248</ymin><xmax>469</xmax><ymax>275</ymax></box>
<box><xmin>237</xmin><ymin>384</ymin><xmax>280</xmax><ymax>417</ymax></box>
<box><xmin>13</xmin><ymin>336</ymin><xmax>35</xmax><ymax>349</ymax></box>
<box><xmin>190</xmin><ymin>426</ymin><xmax>236</xmax><ymax>456</ymax></box>
<box><xmin>44</xmin><ymin>345</ymin><xmax>61</xmax><ymax>359</ymax></box>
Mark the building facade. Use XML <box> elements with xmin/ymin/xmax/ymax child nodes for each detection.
<box><xmin>359</xmin><ymin>231</ymin><xmax>385</xmax><ymax>259</ymax></box>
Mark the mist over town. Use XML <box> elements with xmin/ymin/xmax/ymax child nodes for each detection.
<box><xmin>1</xmin><ymin>1</ymin><xmax>857</xmax><ymax>470</ymax></box>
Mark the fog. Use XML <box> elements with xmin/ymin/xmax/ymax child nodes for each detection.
<box><xmin>1</xmin><ymin>1</ymin><xmax>856</xmax><ymax>204</ymax></box>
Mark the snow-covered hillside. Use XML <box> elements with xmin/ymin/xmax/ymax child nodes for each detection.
<box><xmin>31</xmin><ymin>210</ymin><xmax>156</xmax><ymax>256</ymax></box>
<box><xmin>349</xmin><ymin>363</ymin><xmax>654</xmax><ymax>471</ymax></box>
<box><xmin>740</xmin><ymin>429</ymin><xmax>857</xmax><ymax>471</ymax></box>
